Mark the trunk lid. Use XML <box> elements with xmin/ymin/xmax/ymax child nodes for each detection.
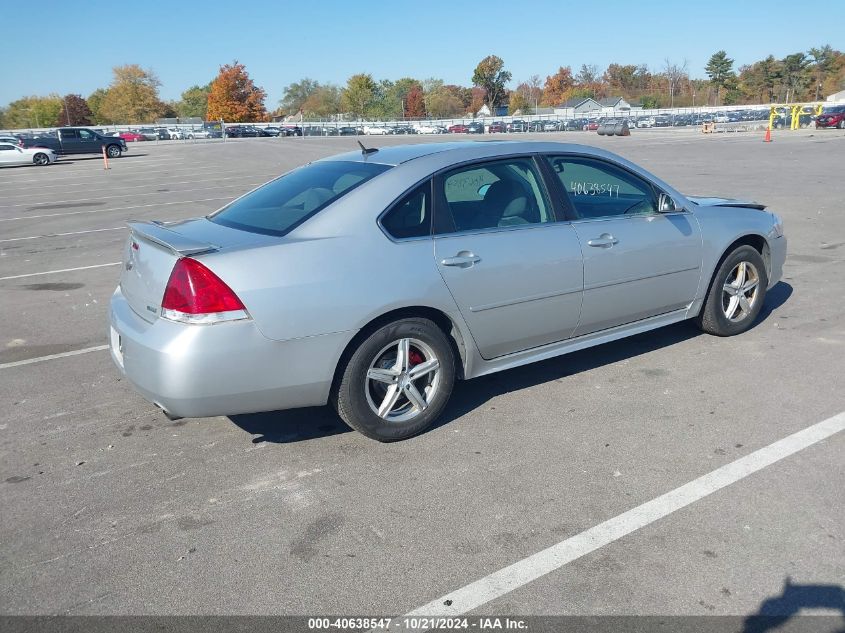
<box><xmin>120</xmin><ymin>218</ymin><xmax>273</xmax><ymax>323</ymax></box>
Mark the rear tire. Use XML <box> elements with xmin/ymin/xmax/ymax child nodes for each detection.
<box><xmin>106</xmin><ymin>144</ymin><xmax>121</xmax><ymax>158</ymax></box>
<box><xmin>33</xmin><ymin>153</ymin><xmax>50</xmax><ymax>166</ymax></box>
<box><xmin>332</xmin><ymin>318</ymin><xmax>455</xmax><ymax>442</ymax></box>
<box><xmin>695</xmin><ymin>245</ymin><xmax>768</xmax><ymax>336</ymax></box>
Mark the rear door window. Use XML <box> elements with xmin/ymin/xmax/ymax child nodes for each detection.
<box><xmin>209</xmin><ymin>161</ymin><xmax>391</xmax><ymax>236</ymax></box>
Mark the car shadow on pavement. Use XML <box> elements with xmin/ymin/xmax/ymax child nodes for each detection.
<box><xmin>741</xmin><ymin>577</ymin><xmax>845</xmax><ymax>633</ymax></box>
<box><xmin>228</xmin><ymin>281</ymin><xmax>793</xmax><ymax>444</ymax></box>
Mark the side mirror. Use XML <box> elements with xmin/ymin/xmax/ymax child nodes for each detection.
<box><xmin>658</xmin><ymin>193</ymin><xmax>680</xmax><ymax>213</ymax></box>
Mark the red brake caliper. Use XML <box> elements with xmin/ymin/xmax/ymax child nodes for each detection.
<box><xmin>408</xmin><ymin>348</ymin><xmax>424</xmax><ymax>367</ymax></box>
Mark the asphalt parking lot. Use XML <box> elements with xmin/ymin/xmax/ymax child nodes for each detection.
<box><xmin>1</xmin><ymin>129</ymin><xmax>843</xmax><ymax>625</ymax></box>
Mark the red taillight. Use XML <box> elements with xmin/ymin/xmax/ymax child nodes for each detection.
<box><xmin>161</xmin><ymin>258</ymin><xmax>245</xmax><ymax>317</ymax></box>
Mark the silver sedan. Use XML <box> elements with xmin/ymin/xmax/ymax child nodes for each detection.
<box><xmin>109</xmin><ymin>142</ymin><xmax>786</xmax><ymax>441</ymax></box>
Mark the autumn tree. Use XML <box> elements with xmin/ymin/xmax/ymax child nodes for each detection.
<box><xmin>405</xmin><ymin>85</ymin><xmax>426</xmax><ymax>118</ymax></box>
<box><xmin>98</xmin><ymin>65</ymin><xmax>167</xmax><ymax>124</ymax></box>
<box><xmin>341</xmin><ymin>74</ymin><xmax>377</xmax><ymax>119</ymax></box>
<box><xmin>472</xmin><ymin>55</ymin><xmax>511</xmax><ymax>111</ymax></box>
<box><xmin>2</xmin><ymin>95</ymin><xmax>63</xmax><ymax>129</ymax></box>
<box><xmin>508</xmin><ymin>90</ymin><xmax>530</xmax><ymax>114</ymax></box>
<box><xmin>541</xmin><ymin>67</ymin><xmax>575</xmax><ymax>106</ymax></box>
<box><xmin>207</xmin><ymin>61</ymin><xmax>267</xmax><ymax>122</ymax></box>
<box><xmin>705</xmin><ymin>51</ymin><xmax>735</xmax><ymax>105</ymax></box>
<box><xmin>177</xmin><ymin>84</ymin><xmax>210</xmax><ymax>119</ymax></box>
<box><xmin>54</xmin><ymin>94</ymin><xmax>93</xmax><ymax>126</ymax></box>
<box><xmin>469</xmin><ymin>87</ymin><xmax>486</xmax><ymax>114</ymax></box>
<box><xmin>424</xmin><ymin>81</ymin><xmax>464</xmax><ymax>118</ymax></box>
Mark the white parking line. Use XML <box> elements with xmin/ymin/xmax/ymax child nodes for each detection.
<box><xmin>0</xmin><ymin>196</ymin><xmax>234</xmax><ymax>222</ymax></box>
<box><xmin>404</xmin><ymin>412</ymin><xmax>845</xmax><ymax>618</ymax></box>
<box><xmin>0</xmin><ymin>262</ymin><xmax>120</xmax><ymax>281</ymax></box>
<box><xmin>0</xmin><ymin>227</ymin><xmax>124</xmax><ymax>243</ymax></box>
<box><xmin>0</xmin><ymin>345</ymin><xmax>109</xmax><ymax>369</ymax></box>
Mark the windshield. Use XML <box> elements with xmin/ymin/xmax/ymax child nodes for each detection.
<box><xmin>209</xmin><ymin>160</ymin><xmax>391</xmax><ymax>236</ymax></box>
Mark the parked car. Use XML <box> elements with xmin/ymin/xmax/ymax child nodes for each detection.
<box><xmin>585</xmin><ymin>120</ymin><xmax>599</xmax><ymax>131</ymax></box>
<box><xmin>815</xmin><ymin>105</ymin><xmax>845</xmax><ymax>129</ymax></box>
<box><xmin>154</xmin><ymin>128</ymin><xmax>170</xmax><ymax>140</ymax></box>
<box><xmin>338</xmin><ymin>126</ymin><xmax>359</xmax><ymax>136</ymax></box>
<box><xmin>110</xmin><ymin>141</ymin><xmax>786</xmax><ymax>442</ymax></box>
<box><xmin>713</xmin><ymin>114</ymin><xmax>730</xmax><ymax>124</ymax></box>
<box><xmin>20</xmin><ymin>127</ymin><xmax>127</xmax><ymax>157</ymax></box>
<box><xmin>137</xmin><ymin>128</ymin><xmax>159</xmax><ymax>141</ymax></box>
<box><xmin>507</xmin><ymin>120</ymin><xmax>526</xmax><ymax>132</ymax></box>
<box><xmin>636</xmin><ymin>117</ymin><xmax>655</xmax><ymax>128</ymax></box>
<box><xmin>187</xmin><ymin>128</ymin><xmax>212</xmax><ymax>139</ymax></box>
<box><xmin>281</xmin><ymin>126</ymin><xmax>304</xmax><ymax>137</ymax></box>
<box><xmin>653</xmin><ymin>115</ymin><xmax>671</xmax><ymax>127</ymax></box>
<box><xmin>119</xmin><ymin>131</ymin><xmax>145</xmax><ymax>143</ymax></box>
<box><xmin>487</xmin><ymin>122</ymin><xmax>506</xmax><ymax>133</ymax></box>
<box><xmin>466</xmin><ymin>122</ymin><xmax>484</xmax><ymax>134</ymax></box>
<box><xmin>542</xmin><ymin>121</ymin><xmax>559</xmax><ymax>132</ymax></box>
<box><xmin>364</xmin><ymin>126</ymin><xmax>390</xmax><ymax>135</ymax></box>
<box><xmin>0</xmin><ymin>142</ymin><xmax>57</xmax><ymax>166</ymax></box>
<box><xmin>168</xmin><ymin>128</ymin><xmax>185</xmax><ymax>140</ymax></box>
<box><xmin>448</xmin><ymin>124</ymin><xmax>469</xmax><ymax>133</ymax></box>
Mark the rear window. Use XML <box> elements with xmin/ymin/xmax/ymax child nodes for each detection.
<box><xmin>209</xmin><ymin>161</ymin><xmax>391</xmax><ymax>236</ymax></box>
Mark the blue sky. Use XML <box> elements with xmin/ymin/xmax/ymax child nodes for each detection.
<box><xmin>2</xmin><ymin>0</ymin><xmax>843</xmax><ymax>107</ymax></box>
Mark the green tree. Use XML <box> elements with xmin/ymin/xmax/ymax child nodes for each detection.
<box><xmin>87</xmin><ymin>88</ymin><xmax>108</xmax><ymax>123</ymax></box>
<box><xmin>279</xmin><ymin>78</ymin><xmax>321</xmax><ymax>116</ymax></box>
<box><xmin>99</xmin><ymin>65</ymin><xmax>166</xmax><ymax>123</ymax></box>
<box><xmin>780</xmin><ymin>52</ymin><xmax>811</xmax><ymax>101</ymax></box>
<box><xmin>301</xmin><ymin>85</ymin><xmax>341</xmax><ymax>118</ymax></box>
<box><xmin>472</xmin><ymin>55</ymin><xmax>511</xmax><ymax>110</ymax></box>
<box><xmin>704</xmin><ymin>50</ymin><xmax>735</xmax><ymax>105</ymax></box>
<box><xmin>55</xmin><ymin>94</ymin><xmax>93</xmax><ymax>126</ymax></box>
<box><xmin>341</xmin><ymin>73</ymin><xmax>377</xmax><ymax>119</ymax></box>
<box><xmin>177</xmin><ymin>84</ymin><xmax>210</xmax><ymax>119</ymax></box>
<box><xmin>3</xmin><ymin>95</ymin><xmax>63</xmax><ymax>129</ymax></box>
<box><xmin>808</xmin><ymin>45</ymin><xmax>835</xmax><ymax>100</ymax></box>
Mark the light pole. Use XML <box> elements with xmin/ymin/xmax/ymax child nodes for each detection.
<box><xmin>64</xmin><ymin>97</ymin><xmax>71</xmax><ymax>126</ymax></box>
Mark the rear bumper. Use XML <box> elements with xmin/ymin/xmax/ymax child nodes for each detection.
<box><xmin>109</xmin><ymin>287</ymin><xmax>354</xmax><ymax>418</ymax></box>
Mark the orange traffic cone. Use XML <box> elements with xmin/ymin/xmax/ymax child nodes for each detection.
<box><xmin>763</xmin><ymin>126</ymin><xmax>771</xmax><ymax>142</ymax></box>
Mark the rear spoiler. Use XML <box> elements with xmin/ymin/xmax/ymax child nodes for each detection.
<box><xmin>127</xmin><ymin>221</ymin><xmax>219</xmax><ymax>256</ymax></box>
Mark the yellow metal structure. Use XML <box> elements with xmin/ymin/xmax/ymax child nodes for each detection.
<box><xmin>770</xmin><ymin>103</ymin><xmax>823</xmax><ymax>130</ymax></box>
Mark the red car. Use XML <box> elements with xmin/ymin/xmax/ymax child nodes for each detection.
<box><xmin>448</xmin><ymin>124</ymin><xmax>469</xmax><ymax>133</ymax></box>
<box><xmin>585</xmin><ymin>121</ymin><xmax>599</xmax><ymax>131</ymax></box>
<box><xmin>118</xmin><ymin>131</ymin><xmax>145</xmax><ymax>142</ymax></box>
<box><xmin>815</xmin><ymin>105</ymin><xmax>845</xmax><ymax>129</ymax></box>
<box><xmin>488</xmin><ymin>122</ymin><xmax>506</xmax><ymax>133</ymax></box>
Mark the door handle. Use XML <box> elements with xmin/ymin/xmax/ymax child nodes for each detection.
<box><xmin>587</xmin><ymin>233</ymin><xmax>619</xmax><ymax>248</ymax></box>
<box><xmin>440</xmin><ymin>252</ymin><xmax>481</xmax><ymax>267</ymax></box>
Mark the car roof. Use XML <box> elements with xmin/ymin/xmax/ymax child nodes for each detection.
<box><xmin>319</xmin><ymin>140</ymin><xmax>624</xmax><ymax>168</ymax></box>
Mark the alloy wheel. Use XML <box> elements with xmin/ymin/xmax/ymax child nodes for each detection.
<box><xmin>722</xmin><ymin>261</ymin><xmax>760</xmax><ymax>322</ymax></box>
<box><xmin>364</xmin><ymin>338</ymin><xmax>441</xmax><ymax>423</ymax></box>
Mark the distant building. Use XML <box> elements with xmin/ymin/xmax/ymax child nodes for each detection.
<box><xmin>597</xmin><ymin>97</ymin><xmax>632</xmax><ymax>111</ymax></box>
<box><xmin>476</xmin><ymin>104</ymin><xmax>509</xmax><ymax>117</ymax></box>
<box><xmin>826</xmin><ymin>90</ymin><xmax>845</xmax><ymax>103</ymax></box>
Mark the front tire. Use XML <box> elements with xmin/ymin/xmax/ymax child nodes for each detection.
<box><xmin>33</xmin><ymin>153</ymin><xmax>50</xmax><ymax>166</ymax></box>
<box><xmin>332</xmin><ymin>318</ymin><xmax>456</xmax><ymax>442</ymax></box>
<box><xmin>106</xmin><ymin>144</ymin><xmax>121</xmax><ymax>158</ymax></box>
<box><xmin>695</xmin><ymin>245</ymin><xmax>768</xmax><ymax>336</ymax></box>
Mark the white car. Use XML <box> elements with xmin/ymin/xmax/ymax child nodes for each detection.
<box><xmin>0</xmin><ymin>142</ymin><xmax>57</xmax><ymax>167</ymax></box>
<box><xmin>187</xmin><ymin>129</ymin><xmax>212</xmax><ymax>139</ymax></box>
<box><xmin>713</xmin><ymin>114</ymin><xmax>729</xmax><ymax>123</ymax></box>
<box><xmin>364</xmin><ymin>126</ymin><xmax>390</xmax><ymax>135</ymax></box>
<box><xmin>637</xmin><ymin>117</ymin><xmax>655</xmax><ymax>128</ymax></box>
<box><xmin>167</xmin><ymin>128</ymin><xmax>184</xmax><ymax>139</ymax></box>
<box><xmin>414</xmin><ymin>124</ymin><xmax>438</xmax><ymax>134</ymax></box>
